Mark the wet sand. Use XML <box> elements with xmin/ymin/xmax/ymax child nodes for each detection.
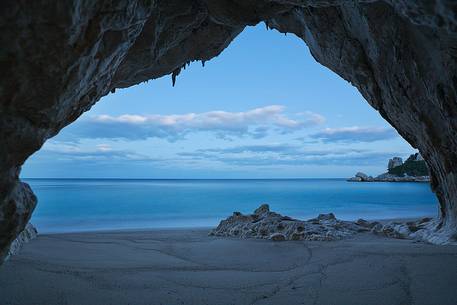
<box><xmin>1</xmin><ymin>228</ymin><xmax>457</xmax><ymax>305</ymax></box>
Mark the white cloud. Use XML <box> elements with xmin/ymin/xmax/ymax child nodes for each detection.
<box><xmin>309</xmin><ymin>126</ymin><xmax>398</xmax><ymax>143</ymax></box>
<box><xmin>39</xmin><ymin>141</ymin><xmax>157</xmax><ymax>163</ymax></box>
<box><xmin>61</xmin><ymin>105</ymin><xmax>325</xmax><ymax>142</ymax></box>
<box><xmin>33</xmin><ymin>139</ymin><xmax>410</xmax><ymax>172</ymax></box>
<box><xmin>177</xmin><ymin>144</ymin><xmax>402</xmax><ymax>167</ymax></box>
<box><xmin>96</xmin><ymin>143</ymin><xmax>112</xmax><ymax>152</ymax></box>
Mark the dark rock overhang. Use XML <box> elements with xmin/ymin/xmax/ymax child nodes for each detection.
<box><xmin>1</xmin><ymin>0</ymin><xmax>456</xmax><ymax>260</ymax></box>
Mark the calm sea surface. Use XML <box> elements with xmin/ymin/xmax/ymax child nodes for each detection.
<box><xmin>25</xmin><ymin>179</ymin><xmax>439</xmax><ymax>233</ymax></box>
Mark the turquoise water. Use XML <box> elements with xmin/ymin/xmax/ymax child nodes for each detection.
<box><xmin>25</xmin><ymin>179</ymin><xmax>439</xmax><ymax>233</ymax></box>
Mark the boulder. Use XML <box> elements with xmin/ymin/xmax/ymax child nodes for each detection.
<box><xmin>356</xmin><ymin>172</ymin><xmax>369</xmax><ymax>180</ymax></box>
<box><xmin>316</xmin><ymin>213</ymin><xmax>336</xmax><ymax>222</ymax></box>
<box><xmin>269</xmin><ymin>233</ymin><xmax>286</xmax><ymax>241</ymax></box>
<box><xmin>348</xmin><ymin>172</ymin><xmax>374</xmax><ymax>182</ymax></box>
<box><xmin>356</xmin><ymin>219</ymin><xmax>380</xmax><ymax>230</ymax></box>
<box><xmin>254</xmin><ymin>204</ymin><xmax>270</xmax><ymax>215</ymax></box>
<box><xmin>407</xmin><ymin>153</ymin><xmax>424</xmax><ymax>162</ymax></box>
<box><xmin>371</xmin><ymin>218</ymin><xmax>437</xmax><ymax>241</ymax></box>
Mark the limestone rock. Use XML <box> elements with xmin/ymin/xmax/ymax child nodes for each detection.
<box><xmin>356</xmin><ymin>219</ymin><xmax>380</xmax><ymax>230</ymax></box>
<box><xmin>269</xmin><ymin>233</ymin><xmax>286</xmax><ymax>241</ymax></box>
<box><xmin>347</xmin><ymin>165</ymin><xmax>430</xmax><ymax>182</ymax></box>
<box><xmin>316</xmin><ymin>213</ymin><xmax>336</xmax><ymax>222</ymax></box>
<box><xmin>409</xmin><ymin>153</ymin><xmax>424</xmax><ymax>162</ymax></box>
<box><xmin>373</xmin><ymin>174</ymin><xmax>430</xmax><ymax>182</ymax></box>
<box><xmin>254</xmin><ymin>204</ymin><xmax>270</xmax><ymax>215</ymax></box>
<box><xmin>376</xmin><ymin>222</ymin><xmax>410</xmax><ymax>239</ymax></box>
<box><xmin>2</xmin><ymin>0</ymin><xmax>457</xmax><ymax>259</ymax></box>
<box><xmin>371</xmin><ymin>218</ymin><xmax>441</xmax><ymax>242</ymax></box>
<box><xmin>211</xmin><ymin>206</ymin><xmax>455</xmax><ymax>244</ymax></box>
<box><xmin>5</xmin><ymin>223</ymin><xmax>38</xmax><ymax>261</ymax></box>
<box><xmin>356</xmin><ymin>172</ymin><xmax>369</xmax><ymax>180</ymax></box>
<box><xmin>348</xmin><ymin>172</ymin><xmax>374</xmax><ymax>182</ymax></box>
<box><xmin>388</xmin><ymin>157</ymin><xmax>403</xmax><ymax>170</ymax></box>
<box><xmin>210</xmin><ymin>204</ymin><xmax>372</xmax><ymax>241</ymax></box>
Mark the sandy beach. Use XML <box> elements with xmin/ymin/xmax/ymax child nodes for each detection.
<box><xmin>1</xmin><ymin>228</ymin><xmax>457</xmax><ymax>305</ymax></box>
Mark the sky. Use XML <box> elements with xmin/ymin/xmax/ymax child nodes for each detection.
<box><xmin>22</xmin><ymin>24</ymin><xmax>414</xmax><ymax>179</ymax></box>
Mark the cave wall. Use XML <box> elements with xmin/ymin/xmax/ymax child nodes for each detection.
<box><xmin>1</xmin><ymin>0</ymin><xmax>456</xmax><ymax>259</ymax></box>
<box><xmin>268</xmin><ymin>1</ymin><xmax>457</xmax><ymax>243</ymax></box>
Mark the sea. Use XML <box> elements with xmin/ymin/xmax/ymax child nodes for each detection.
<box><xmin>25</xmin><ymin>178</ymin><xmax>439</xmax><ymax>234</ymax></box>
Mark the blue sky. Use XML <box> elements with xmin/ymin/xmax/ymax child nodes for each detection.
<box><xmin>22</xmin><ymin>24</ymin><xmax>414</xmax><ymax>179</ymax></box>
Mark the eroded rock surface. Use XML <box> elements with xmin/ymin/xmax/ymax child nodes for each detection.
<box><xmin>388</xmin><ymin>157</ymin><xmax>404</xmax><ymax>170</ymax></box>
<box><xmin>1</xmin><ymin>0</ymin><xmax>457</xmax><ymax>259</ymax></box>
<box><xmin>369</xmin><ymin>217</ymin><xmax>457</xmax><ymax>244</ymax></box>
<box><xmin>211</xmin><ymin>205</ymin><xmax>457</xmax><ymax>244</ymax></box>
<box><xmin>210</xmin><ymin>204</ymin><xmax>372</xmax><ymax>241</ymax></box>
<box><xmin>348</xmin><ymin>173</ymin><xmax>430</xmax><ymax>182</ymax></box>
<box><xmin>5</xmin><ymin>223</ymin><xmax>37</xmax><ymax>261</ymax></box>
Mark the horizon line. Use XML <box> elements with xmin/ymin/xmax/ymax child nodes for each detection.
<box><xmin>21</xmin><ymin>177</ymin><xmax>348</xmax><ymax>180</ymax></box>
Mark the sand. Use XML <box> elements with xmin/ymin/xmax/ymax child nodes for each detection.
<box><xmin>1</xmin><ymin>228</ymin><xmax>457</xmax><ymax>305</ymax></box>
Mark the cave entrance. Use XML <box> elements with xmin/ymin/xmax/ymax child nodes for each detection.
<box><xmin>19</xmin><ymin>24</ymin><xmax>438</xmax><ymax>234</ymax></box>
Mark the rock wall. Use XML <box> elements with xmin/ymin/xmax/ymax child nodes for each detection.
<box><xmin>267</xmin><ymin>1</ymin><xmax>457</xmax><ymax>243</ymax></box>
<box><xmin>1</xmin><ymin>0</ymin><xmax>456</xmax><ymax>259</ymax></box>
<box><xmin>5</xmin><ymin>223</ymin><xmax>37</xmax><ymax>261</ymax></box>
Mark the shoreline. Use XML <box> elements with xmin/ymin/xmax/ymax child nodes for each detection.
<box><xmin>347</xmin><ymin>179</ymin><xmax>430</xmax><ymax>183</ymax></box>
<box><xmin>347</xmin><ymin>175</ymin><xmax>430</xmax><ymax>183</ymax></box>
<box><xmin>34</xmin><ymin>215</ymin><xmax>435</xmax><ymax>236</ymax></box>
<box><xmin>39</xmin><ymin>226</ymin><xmax>215</xmax><ymax>236</ymax></box>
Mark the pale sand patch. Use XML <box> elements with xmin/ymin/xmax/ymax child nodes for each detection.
<box><xmin>0</xmin><ymin>228</ymin><xmax>456</xmax><ymax>305</ymax></box>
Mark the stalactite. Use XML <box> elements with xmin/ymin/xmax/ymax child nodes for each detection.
<box><xmin>2</xmin><ymin>0</ymin><xmax>457</xmax><ymax>261</ymax></box>
<box><xmin>171</xmin><ymin>67</ymin><xmax>182</xmax><ymax>87</ymax></box>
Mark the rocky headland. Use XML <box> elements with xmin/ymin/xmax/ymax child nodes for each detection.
<box><xmin>210</xmin><ymin>204</ymin><xmax>442</xmax><ymax>243</ymax></box>
<box><xmin>348</xmin><ymin>153</ymin><xmax>430</xmax><ymax>182</ymax></box>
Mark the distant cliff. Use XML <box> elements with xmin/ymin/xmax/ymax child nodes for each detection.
<box><xmin>348</xmin><ymin>153</ymin><xmax>430</xmax><ymax>182</ymax></box>
<box><xmin>387</xmin><ymin>153</ymin><xmax>428</xmax><ymax>177</ymax></box>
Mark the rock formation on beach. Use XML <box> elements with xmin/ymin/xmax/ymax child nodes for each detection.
<box><xmin>210</xmin><ymin>204</ymin><xmax>368</xmax><ymax>241</ymax></box>
<box><xmin>348</xmin><ymin>153</ymin><xmax>430</xmax><ymax>182</ymax></box>
<box><xmin>210</xmin><ymin>204</ymin><xmax>448</xmax><ymax>244</ymax></box>
<box><xmin>5</xmin><ymin>223</ymin><xmax>37</xmax><ymax>261</ymax></box>
<box><xmin>1</xmin><ymin>0</ymin><xmax>457</xmax><ymax>260</ymax></box>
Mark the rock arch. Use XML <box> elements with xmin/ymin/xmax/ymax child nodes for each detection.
<box><xmin>1</xmin><ymin>0</ymin><xmax>456</xmax><ymax>259</ymax></box>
